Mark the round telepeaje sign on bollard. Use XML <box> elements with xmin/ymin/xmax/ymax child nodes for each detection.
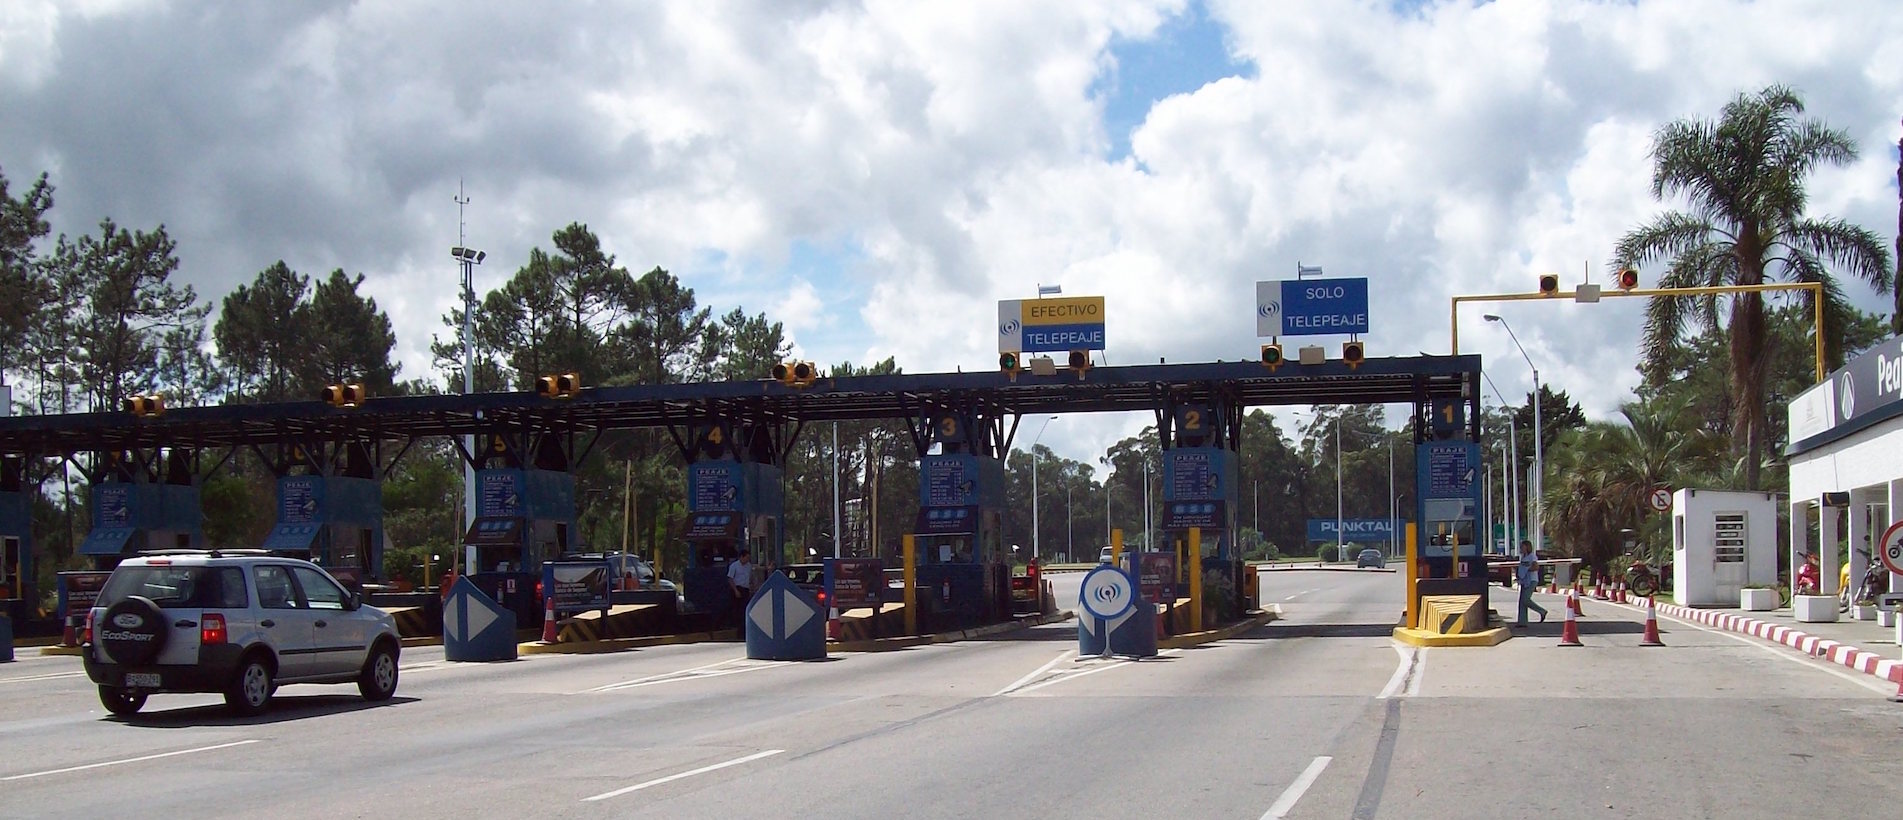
<box><xmin>1080</xmin><ymin>565</ymin><xmax>1136</xmax><ymax>622</ymax></box>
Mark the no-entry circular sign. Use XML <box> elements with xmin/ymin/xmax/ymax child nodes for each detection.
<box><xmin>1878</xmin><ymin>520</ymin><xmax>1903</xmax><ymax>575</ymax></box>
<box><xmin>1647</xmin><ymin>487</ymin><xmax>1672</xmax><ymax>513</ymax></box>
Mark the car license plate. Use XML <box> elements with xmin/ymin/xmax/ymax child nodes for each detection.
<box><xmin>124</xmin><ymin>672</ymin><xmax>160</xmax><ymax>688</ymax></box>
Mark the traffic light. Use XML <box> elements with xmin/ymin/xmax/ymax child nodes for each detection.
<box><xmin>122</xmin><ymin>394</ymin><xmax>165</xmax><ymax>416</ymax></box>
<box><xmin>1259</xmin><ymin>343</ymin><xmax>1284</xmax><ymax>370</ymax></box>
<box><xmin>1066</xmin><ymin>349</ymin><xmax>1091</xmax><ymax>379</ymax></box>
<box><xmin>771</xmin><ymin>361</ymin><xmax>817</xmax><ymax>387</ymax></box>
<box><xmin>536</xmin><ymin>373</ymin><xmax>582</xmax><ymax>398</ymax></box>
<box><xmin>1538</xmin><ymin>274</ymin><xmax>1559</xmax><ymax>296</ymax></box>
<box><xmin>999</xmin><ymin>351</ymin><xmax>1021</xmax><ymax>378</ymax></box>
<box><xmin>1342</xmin><ymin>341</ymin><xmax>1365</xmax><ymax>369</ymax></box>
<box><xmin>1615</xmin><ymin>267</ymin><xmax>1639</xmax><ymax>290</ymax></box>
<box><xmin>320</xmin><ymin>384</ymin><xmax>364</xmax><ymax>407</ymax></box>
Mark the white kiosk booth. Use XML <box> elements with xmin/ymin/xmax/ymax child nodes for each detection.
<box><xmin>1671</xmin><ymin>489</ymin><xmax>1778</xmax><ymax>607</ymax></box>
<box><xmin>1785</xmin><ymin>336</ymin><xmax>1903</xmax><ymax>623</ymax></box>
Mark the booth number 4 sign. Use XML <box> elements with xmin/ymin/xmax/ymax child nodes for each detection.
<box><xmin>1879</xmin><ymin>521</ymin><xmax>1903</xmax><ymax>575</ymax></box>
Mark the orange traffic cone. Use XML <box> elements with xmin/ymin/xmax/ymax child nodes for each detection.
<box><xmin>541</xmin><ymin>592</ymin><xmax>558</xmax><ymax>643</ymax></box>
<box><xmin>1639</xmin><ymin>595</ymin><xmax>1664</xmax><ymax>646</ymax></box>
<box><xmin>1570</xmin><ymin>584</ymin><xmax>1584</xmax><ymax>616</ymax></box>
<box><xmin>1558</xmin><ymin>590</ymin><xmax>1583</xmax><ymax>646</ymax></box>
<box><xmin>827</xmin><ymin>607</ymin><xmax>842</xmax><ymax>641</ymax></box>
<box><xmin>1612</xmin><ymin>580</ymin><xmax>1625</xmax><ymax>603</ymax></box>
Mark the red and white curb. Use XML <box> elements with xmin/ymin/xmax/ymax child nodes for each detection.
<box><xmin>1636</xmin><ymin>599</ymin><xmax>1902</xmax><ymax>686</ymax></box>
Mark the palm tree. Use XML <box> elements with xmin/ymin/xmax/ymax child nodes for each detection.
<box><xmin>1542</xmin><ymin>399</ymin><xmax>1728</xmax><ymax>573</ymax></box>
<box><xmin>1614</xmin><ymin>85</ymin><xmax>1893</xmax><ymax>490</ymax></box>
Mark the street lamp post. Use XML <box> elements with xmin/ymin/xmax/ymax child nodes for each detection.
<box><xmin>1065</xmin><ymin>484</ymin><xmax>1073</xmax><ymax>562</ymax></box>
<box><xmin>1031</xmin><ymin>415</ymin><xmax>1057</xmax><ymax>561</ymax></box>
<box><xmin>1484</xmin><ymin>314</ymin><xmax>1542</xmax><ymax>550</ymax></box>
<box><xmin>1482</xmin><ymin>372</ymin><xmax>1521</xmax><ymax>551</ymax></box>
<box><xmin>1142</xmin><ymin>457</ymin><xmax>1152</xmax><ymax>550</ymax></box>
<box><xmin>450</xmin><ymin>239</ymin><xmax>485</xmax><ymax>567</ymax></box>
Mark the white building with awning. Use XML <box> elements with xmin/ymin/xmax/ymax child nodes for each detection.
<box><xmin>1785</xmin><ymin>335</ymin><xmax>1903</xmax><ymax>619</ymax></box>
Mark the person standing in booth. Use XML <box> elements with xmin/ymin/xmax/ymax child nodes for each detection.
<box><xmin>727</xmin><ymin>549</ymin><xmax>753</xmax><ymax>608</ymax></box>
<box><xmin>1515</xmin><ymin>540</ymin><xmax>1548</xmax><ymax>627</ymax></box>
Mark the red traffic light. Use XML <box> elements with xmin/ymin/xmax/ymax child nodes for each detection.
<box><xmin>1615</xmin><ymin>268</ymin><xmax>1639</xmax><ymax>290</ymax></box>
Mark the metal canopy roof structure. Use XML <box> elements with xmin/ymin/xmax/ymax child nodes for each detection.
<box><xmin>0</xmin><ymin>354</ymin><xmax>1479</xmax><ymax>457</ymax></box>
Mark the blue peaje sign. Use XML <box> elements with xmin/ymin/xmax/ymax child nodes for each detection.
<box><xmin>1257</xmin><ymin>278</ymin><xmax>1370</xmax><ymax>337</ymax></box>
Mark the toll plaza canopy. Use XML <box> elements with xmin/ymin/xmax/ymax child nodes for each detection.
<box><xmin>0</xmin><ymin>355</ymin><xmax>1480</xmax><ymax>456</ymax></box>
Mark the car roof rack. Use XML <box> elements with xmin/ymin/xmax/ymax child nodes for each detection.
<box><xmin>135</xmin><ymin>547</ymin><xmax>272</xmax><ymax>557</ymax></box>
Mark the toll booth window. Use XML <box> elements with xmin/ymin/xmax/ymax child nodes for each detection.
<box><xmin>253</xmin><ymin>565</ymin><xmax>302</xmax><ymax>609</ymax></box>
<box><xmin>291</xmin><ymin>566</ymin><xmax>349</xmax><ymax>610</ymax></box>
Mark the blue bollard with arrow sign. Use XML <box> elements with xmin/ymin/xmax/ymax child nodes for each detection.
<box><xmin>443</xmin><ymin>576</ymin><xmax>518</xmax><ymax>662</ymax></box>
<box><xmin>745</xmin><ymin>571</ymin><xmax>827</xmax><ymax>661</ymax></box>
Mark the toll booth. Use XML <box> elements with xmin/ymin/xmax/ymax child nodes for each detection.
<box><xmin>75</xmin><ymin>449</ymin><xmax>204</xmax><ymax>567</ymax></box>
<box><xmin>909</xmin><ymin>409</ymin><xmax>1010</xmax><ymax>632</ymax></box>
<box><xmin>261</xmin><ymin>474</ymin><xmax>384</xmax><ymax>589</ymax></box>
<box><xmin>0</xmin><ymin>457</ymin><xmax>33</xmax><ymax>623</ymax></box>
<box><xmin>1156</xmin><ymin>401</ymin><xmax>1243</xmax><ymax>624</ymax></box>
<box><xmin>252</xmin><ymin>440</ymin><xmax>386</xmax><ymax>590</ymax></box>
<box><xmin>1409</xmin><ymin>397</ymin><xmax>1489</xmax><ymax>617</ymax></box>
<box><xmin>462</xmin><ymin>466</ymin><xmax>575</xmax><ymax>623</ymax></box>
<box><xmin>677</xmin><ymin>420</ymin><xmax>785</xmax><ymax>624</ymax></box>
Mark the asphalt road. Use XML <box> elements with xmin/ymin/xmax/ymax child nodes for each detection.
<box><xmin>3</xmin><ymin>566</ymin><xmax>1899</xmax><ymax>819</ymax></box>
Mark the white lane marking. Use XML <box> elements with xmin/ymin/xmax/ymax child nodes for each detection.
<box><xmin>586</xmin><ymin>658</ymin><xmax>774</xmax><ymax>693</ymax></box>
<box><xmin>992</xmin><ymin>649</ymin><xmax>1073</xmax><ymax>697</ymax></box>
<box><xmin>1377</xmin><ymin>644</ymin><xmax>1412</xmax><ymax>699</ymax></box>
<box><xmin>583</xmin><ymin>749</ymin><xmax>784</xmax><ymax>802</ymax></box>
<box><xmin>0</xmin><ymin>670</ymin><xmax>86</xmax><ymax>685</ymax></box>
<box><xmin>1613</xmin><ymin>603</ymin><xmax>1897</xmax><ymax>696</ymax></box>
<box><xmin>1280</xmin><ymin>588</ymin><xmax>1319</xmax><ymax>601</ymax></box>
<box><xmin>1006</xmin><ymin>648</ymin><xmax>1181</xmax><ymax>697</ymax></box>
<box><xmin>1261</xmin><ymin>755</ymin><xmax>1332</xmax><ymax>819</ymax></box>
<box><xmin>3</xmin><ymin>739</ymin><xmax>260</xmax><ymax>781</ymax></box>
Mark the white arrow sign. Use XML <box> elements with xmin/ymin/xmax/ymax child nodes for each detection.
<box><xmin>447</xmin><ymin>592</ymin><xmax>497</xmax><ymax>643</ymax></box>
<box><xmin>749</xmin><ymin>587</ymin><xmax>817</xmax><ymax>639</ymax></box>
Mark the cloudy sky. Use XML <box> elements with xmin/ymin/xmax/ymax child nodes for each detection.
<box><xmin>3</xmin><ymin>0</ymin><xmax>1900</xmax><ymax>470</ymax></box>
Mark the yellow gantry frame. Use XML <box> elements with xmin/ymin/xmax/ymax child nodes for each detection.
<box><xmin>1450</xmin><ymin>282</ymin><xmax>1827</xmax><ymax>383</ymax></box>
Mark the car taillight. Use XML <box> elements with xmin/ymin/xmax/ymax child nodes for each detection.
<box><xmin>82</xmin><ymin>610</ymin><xmax>94</xmax><ymax>644</ymax></box>
<box><xmin>201</xmin><ymin>613</ymin><xmax>227</xmax><ymax>645</ymax></box>
<box><xmin>818</xmin><ymin>589</ymin><xmax>828</xmax><ymax>605</ymax></box>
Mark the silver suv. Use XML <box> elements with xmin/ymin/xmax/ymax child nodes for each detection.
<box><xmin>82</xmin><ymin>550</ymin><xmax>401</xmax><ymax>716</ymax></box>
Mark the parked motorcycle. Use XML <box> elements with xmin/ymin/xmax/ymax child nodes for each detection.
<box><xmin>1841</xmin><ymin>550</ymin><xmax>1890</xmax><ymax>613</ymax></box>
<box><xmin>1625</xmin><ymin>558</ymin><xmax>1671</xmax><ymax>598</ymax></box>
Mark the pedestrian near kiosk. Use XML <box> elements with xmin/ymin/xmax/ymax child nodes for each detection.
<box><xmin>1515</xmin><ymin>540</ymin><xmax>1548</xmax><ymax>627</ymax></box>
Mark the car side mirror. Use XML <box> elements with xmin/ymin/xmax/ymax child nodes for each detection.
<box><xmin>345</xmin><ymin>591</ymin><xmax>362</xmax><ymax>611</ymax></box>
